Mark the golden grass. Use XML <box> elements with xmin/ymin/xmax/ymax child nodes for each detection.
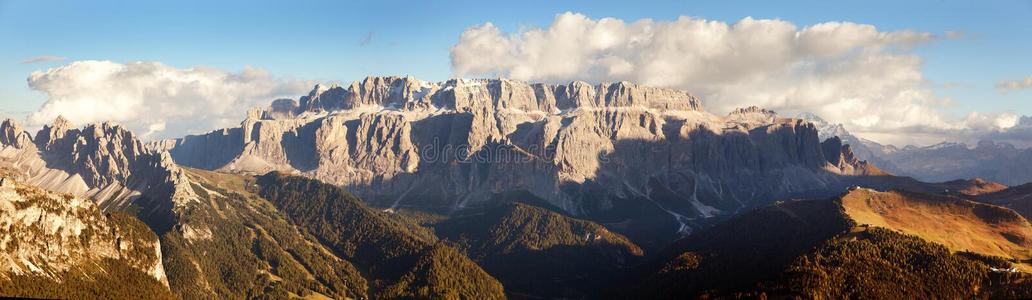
<box><xmin>842</xmin><ymin>189</ymin><xmax>1032</xmax><ymax>272</ymax></box>
<box><xmin>287</xmin><ymin>291</ymin><xmax>336</xmax><ymax>300</ymax></box>
<box><xmin>183</xmin><ymin>167</ymin><xmax>256</xmax><ymax>195</ymax></box>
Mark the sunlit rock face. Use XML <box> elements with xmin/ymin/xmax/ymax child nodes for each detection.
<box><xmin>0</xmin><ymin>177</ymin><xmax>168</xmax><ymax>286</ymax></box>
<box><xmin>0</xmin><ymin>118</ymin><xmax>195</xmax><ymax>233</ymax></box>
<box><xmin>154</xmin><ymin>76</ymin><xmax>875</xmax><ymax>235</ymax></box>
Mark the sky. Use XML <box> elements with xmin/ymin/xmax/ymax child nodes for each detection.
<box><xmin>1</xmin><ymin>0</ymin><xmax>1031</xmax><ymax>146</ymax></box>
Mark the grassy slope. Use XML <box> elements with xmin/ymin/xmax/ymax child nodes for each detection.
<box><xmin>842</xmin><ymin>188</ymin><xmax>1032</xmax><ymax>271</ymax></box>
<box><xmin>938</xmin><ymin>178</ymin><xmax>1008</xmax><ymax>196</ymax></box>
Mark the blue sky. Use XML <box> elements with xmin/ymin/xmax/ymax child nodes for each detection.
<box><xmin>1</xmin><ymin>0</ymin><xmax>1031</xmax><ymax>144</ymax></box>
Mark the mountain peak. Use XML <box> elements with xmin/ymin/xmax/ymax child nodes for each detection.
<box><xmin>926</xmin><ymin>141</ymin><xmax>967</xmax><ymax>150</ymax></box>
<box><xmin>796</xmin><ymin>112</ymin><xmax>827</xmax><ymax>124</ymax></box>
<box><xmin>795</xmin><ymin>112</ymin><xmax>855</xmax><ymax>142</ymax></box>
<box><xmin>0</xmin><ymin>118</ymin><xmax>34</xmax><ymax>149</ymax></box>
<box><xmin>51</xmin><ymin>115</ymin><xmax>72</xmax><ymax>130</ymax></box>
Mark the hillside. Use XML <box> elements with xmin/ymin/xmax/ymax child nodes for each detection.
<box><xmin>625</xmin><ymin>189</ymin><xmax>1032</xmax><ymax>299</ymax></box>
<box><xmin>255</xmin><ymin>172</ymin><xmax>506</xmax><ymax>299</ymax></box>
<box><xmin>158</xmin><ymin>168</ymin><xmax>365</xmax><ymax>299</ymax></box>
<box><xmin>939</xmin><ymin>178</ymin><xmax>1009</xmax><ymax>196</ymax></box>
<box><xmin>842</xmin><ymin>188</ymin><xmax>1032</xmax><ymax>271</ymax></box>
<box><xmin>978</xmin><ymin>183</ymin><xmax>1032</xmax><ymax>222</ymax></box>
<box><xmin>0</xmin><ymin>176</ymin><xmax>171</xmax><ymax>299</ymax></box>
<box><xmin>434</xmin><ymin>201</ymin><xmax>644</xmax><ymax>298</ymax></box>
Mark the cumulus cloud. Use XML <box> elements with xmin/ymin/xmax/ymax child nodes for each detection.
<box><xmin>976</xmin><ymin>116</ymin><xmax>1032</xmax><ymax>148</ymax></box>
<box><xmin>26</xmin><ymin>60</ymin><xmax>314</xmax><ymax>139</ymax></box>
<box><xmin>996</xmin><ymin>76</ymin><xmax>1032</xmax><ymax>92</ymax></box>
<box><xmin>21</xmin><ymin>55</ymin><xmax>67</xmax><ymax>64</ymax></box>
<box><xmin>450</xmin><ymin>12</ymin><xmax>1012</xmax><ymax>146</ymax></box>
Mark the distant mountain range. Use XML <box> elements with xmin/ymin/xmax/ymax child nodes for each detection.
<box><xmin>2</xmin><ymin>77</ymin><xmax>1031</xmax><ymax>298</ymax></box>
<box><xmin>799</xmin><ymin>113</ymin><xmax>1032</xmax><ymax>186</ymax></box>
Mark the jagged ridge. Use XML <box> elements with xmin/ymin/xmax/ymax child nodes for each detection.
<box><xmin>154</xmin><ymin>77</ymin><xmax>879</xmax><ymax>244</ymax></box>
<box><xmin>0</xmin><ymin>118</ymin><xmax>195</xmax><ymax>233</ymax></box>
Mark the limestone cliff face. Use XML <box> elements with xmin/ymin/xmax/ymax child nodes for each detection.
<box><xmin>158</xmin><ymin>77</ymin><xmax>873</xmax><ymax>234</ymax></box>
<box><xmin>0</xmin><ymin>118</ymin><xmax>195</xmax><ymax>233</ymax></box>
<box><xmin>0</xmin><ymin>177</ymin><xmax>167</xmax><ymax>286</ymax></box>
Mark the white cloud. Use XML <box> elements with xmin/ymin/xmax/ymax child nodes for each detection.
<box><xmin>450</xmin><ymin>12</ymin><xmax>1012</xmax><ymax>146</ymax></box>
<box><xmin>977</xmin><ymin>116</ymin><xmax>1032</xmax><ymax>148</ymax></box>
<box><xmin>21</xmin><ymin>55</ymin><xmax>67</xmax><ymax>64</ymax></box>
<box><xmin>996</xmin><ymin>76</ymin><xmax>1032</xmax><ymax>92</ymax></box>
<box><xmin>26</xmin><ymin>60</ymin><xmax>313</xmax><ymax>139</ymax></box>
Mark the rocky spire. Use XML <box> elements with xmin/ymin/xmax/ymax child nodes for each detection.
<box><xmin>34</xmin><ymin>116</ymin><xmax>75</xmax><ymax>152</ymax></box>
<box><xmin>0</xmin><ymin>118</ymin><xmax>34</xmax><ymax>149</ymax></box>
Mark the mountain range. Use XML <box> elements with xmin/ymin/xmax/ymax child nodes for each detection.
<box><xmin>150</xmin><ymin>77</ymin><xmax>886</xmax><ymax>246</ymax></box>
<box><xmin>1</xmin><ymin>76</ymin><xmax>1031</xmax><ymax>298</ymax></box>
<box><xmin>800</xmin><ymin>113</ymin><xmax>1032</xmax><ymax>186</ymax></box>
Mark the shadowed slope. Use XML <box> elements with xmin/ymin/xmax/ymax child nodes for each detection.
<box><xmin>255</xmin><ymin>172</ymin><xmax>506</xmax><ymax>299</ymax></box>
<box><xmin>979</xmin><ymin>183</ymin><xmax>1032</xmax><ymax>222</ymax></box>
<box><xmin>434</xmin><ymin>201</ymin><xmax>644</xmax><ymax>298</ymax></box>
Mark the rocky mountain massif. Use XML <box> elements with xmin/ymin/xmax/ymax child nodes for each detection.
<box><xmin>801</xmin><ymin>113</ymin><xmax>1032</xmax><ymax>186</ymax></box>
<box><xmin>154</xmin><ymin>76</ymin><xmax>882</xmax><ymax>245</ymax></box>
<box><xmin>0</xmin><ymin>118</ymin><xmax>194</xmax><ymax>232</ymax></box>
<box><xmin>0</xmin><ymin>117</ymin><xmax>519</xmax><ymax>299</ymax></box>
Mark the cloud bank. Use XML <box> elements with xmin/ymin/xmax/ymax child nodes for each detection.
<box><xmin>21</xmin><ymin>55</ymin><xmax>67</xmax><ymax>64</ymax></box>
<box><xmin>26</xmin><ymin>60</ymin><xmax>313</xmax><ymax>139</ymax></box>
<box><xmin>450</xmin><ymin>12</ymin><xmax>1018</xmax><ymax>146</ymax></box>
<box><xmin>996</xmin><ymin>76</ymin><xmax>1032</xmax><ymax>92</ymax></box>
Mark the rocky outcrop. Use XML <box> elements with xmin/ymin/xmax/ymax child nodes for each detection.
<box><xmin>158</xmin><ymin>77</ymin><xmax>874</xmax><ymax>237</ymax></box>
<box><xmin>0</xmin><ymin>177</ymin><xmax>167</xmax><ymax>286</ymax></box>
<box><xmin>821</xmin><ymin>137</ymin><xmax>884</xmax><ymax>176</ymax></box>
<box><xmin>0</xmin><ymin>119</ymin><xmax>33</xmax><ymax>150</ymax></box>
<box><xmin>0</xmin><ymin>118</ymin><xmax>195</xmax><ymax>233</ymax></box>
<box><xmin>797</xmin><ymin>113</ymin><xmax>900</xmax><ymax>171</ymax></box>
